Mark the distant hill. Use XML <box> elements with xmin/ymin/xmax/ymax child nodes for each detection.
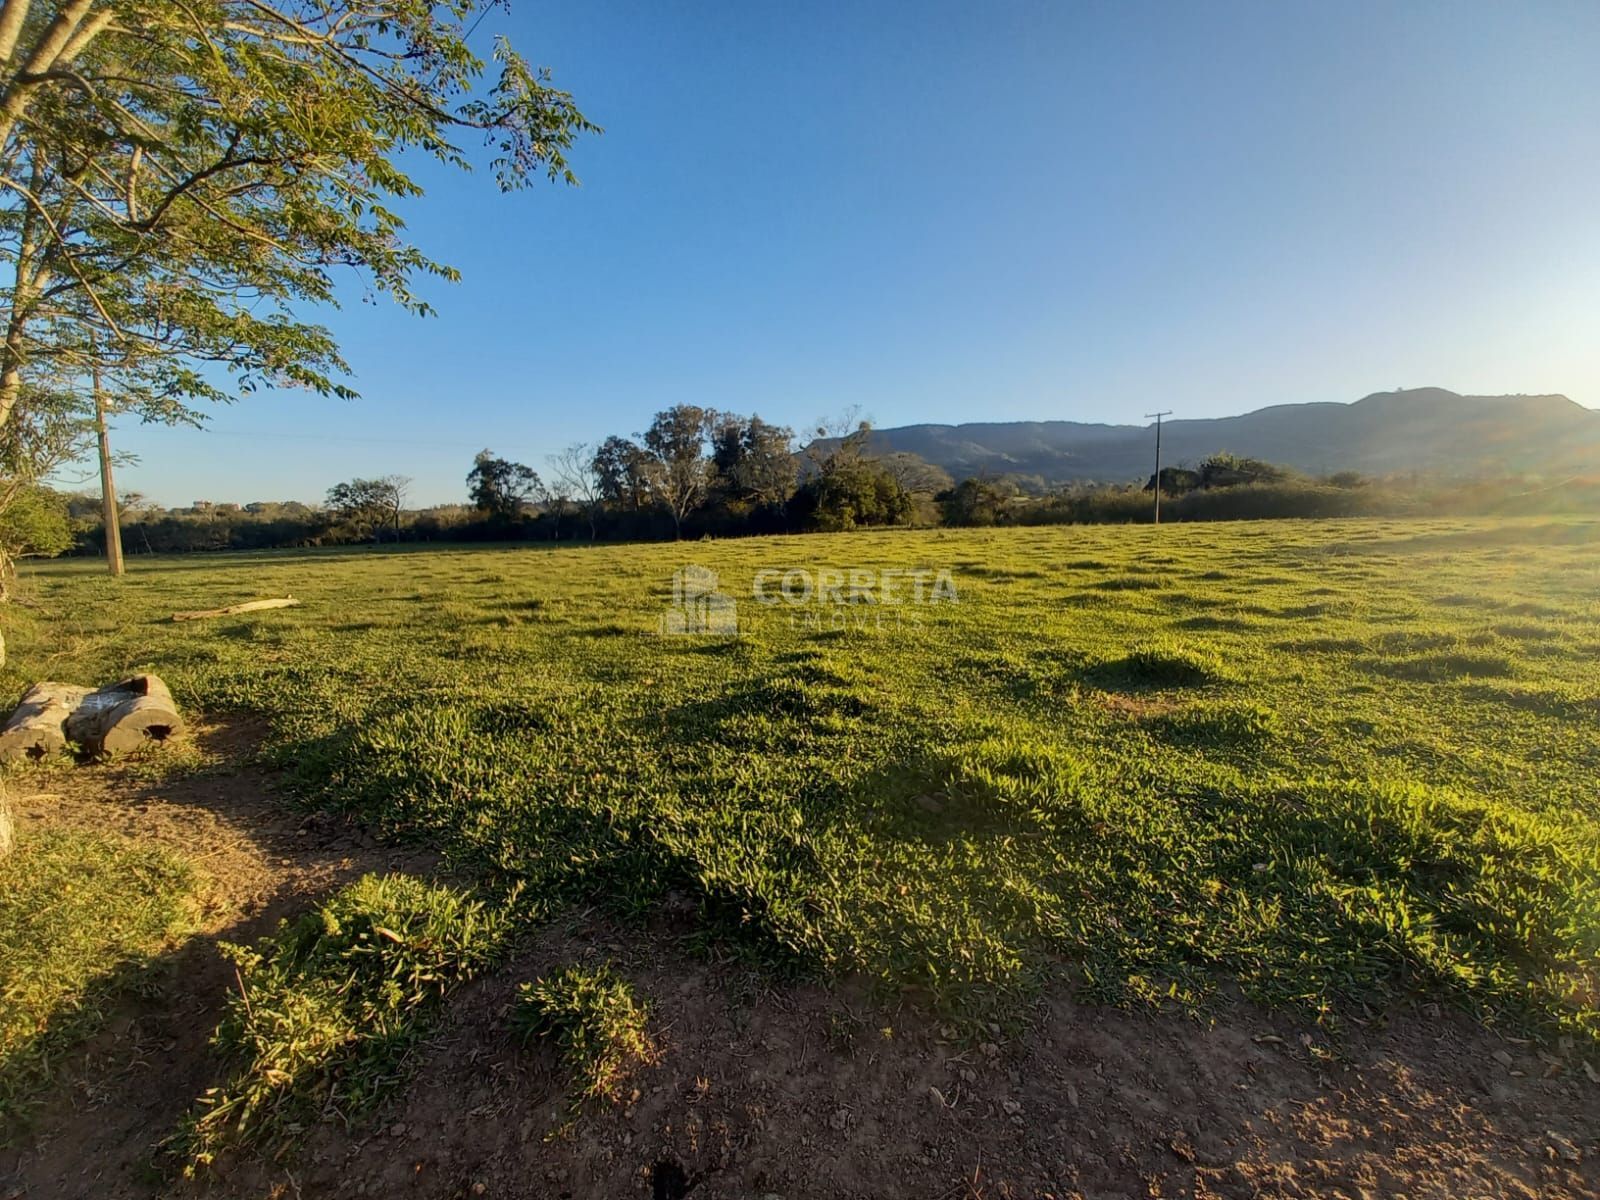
<box><xmin>838</xmin><ymin>389</ymin><xmax>1600</xmax><ymax>484</ymax></box>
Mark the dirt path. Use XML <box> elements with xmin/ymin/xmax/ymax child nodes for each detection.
<box><xmin>3</xmin><ymin>728</ymin><xmax>1596</xmax><ymax>1200</ymax></box>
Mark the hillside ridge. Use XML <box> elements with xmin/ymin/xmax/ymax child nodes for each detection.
<box><xmin>846</xmin><ymin>389</ymin><xmax>1599</xmax><ymax>483</ymax></box>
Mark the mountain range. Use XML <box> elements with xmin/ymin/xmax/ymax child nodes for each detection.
<box><xmin>848</xmin><ymin>389</ymin><xmax>1600</xmax><ymax>485</ymax></box>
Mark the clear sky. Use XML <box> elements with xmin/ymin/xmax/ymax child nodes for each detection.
<box><xmin>105</xmin><ymin>0</ymin><xmax>1600</xmax><ymax>507</ymax></box>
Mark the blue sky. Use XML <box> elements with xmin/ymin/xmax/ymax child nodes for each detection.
<box><xmin>108</xmin><ymin>0</ymin><xmax>1600</xmax><ymax>507</ymax></box>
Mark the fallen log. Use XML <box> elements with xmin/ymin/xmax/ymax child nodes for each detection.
<box><xmin>0</xmin><ymin>793</ymin><xmax>12</xmax><ymax>860</ymax></box>
<box><xmin>172</xmin><ymin>596</ymin><xmax>299</xmax><ymax>622</ymax></box>
<box><xmin>65</xmin><ymin>675</ymin><xmax>184</xmax><ymax>756</ymax></box>
<box><xmin>0</xmin><ymin>682</ymin><xmax>90</xmax><ymax>763</ymax></box>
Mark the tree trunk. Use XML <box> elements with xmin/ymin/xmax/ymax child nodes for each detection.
<box><xmin>64</xmin><ymin>674</ymin><xmax>184</xmax><ymax>755</ymax></box>
<box><xmin>0</xmin><ymin>681</ymin><xmax>89</xmax><ymax>762</ymax></box>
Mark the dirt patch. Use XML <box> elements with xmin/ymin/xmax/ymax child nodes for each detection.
<box><xmin>1095</xmin><ymin>691</ymin><xmax>1183</xmax><ymax>720</ymax></box>
<box><xmin>0</xmin><ymin>719</ymin><xmax>434</xmax><ymax>1196</ymax></box>
<box><xmin>183</xmin><ymin>915</ymin><xmax>1598</xmax><ymax>1200</ymax></box>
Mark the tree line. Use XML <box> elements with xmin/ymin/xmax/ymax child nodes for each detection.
<box><xmin>45</xmin><ymin>428</ymin><xmax>1600</xmax><ymax>561</ymax></box>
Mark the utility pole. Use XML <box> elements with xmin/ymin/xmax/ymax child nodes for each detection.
<box><xmin>1145</xmin><ymin>410</ymin><xmax>1172</xmax><ymax>525</ymax></box>
<box><xmin>93</xmin><ymin>359</ymin><xmax>125</xmax><ymax>576</ymax></box>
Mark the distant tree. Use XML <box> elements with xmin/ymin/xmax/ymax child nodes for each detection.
<box><xmin>1197</xmin><ymin>453</ymin><xmax>1289</xmax><ymax>488</ymax></box>
<box><xmin>790</xmin><ymin>413</ymin><xmax>906</xmax><ymax>530</ymax></box>
<box><xmin>641</xmin><ymin>406</ymin><xmax>716</xmax><ymax>538</ymax></box>
<box><xmin>1145</xmin><ymin>466</ymin><xmax>1203</xmax><ymax>494</ymax></box>
<box><xmin>941</xmin><ymin>477</ymin><xmax>1011</xmax><ymax>527</ymax></box>
<box><xmin>734</xmin><ymin>416</ymin><xmax>798</xmax><ymax>515</ymax></box>
<box><xmin>592</xmin><ymin>436</ymin><xmax>652</xmax><ymax>510</ymax></box>
<box><xmin>326</xmin><ymin>477</ymin><xmax>407</xmax><ymax>542</ymax></box>
<box><xmin>879</xmin><ymin>451</ymin><xmax>953</xmax><ymax>500</ymax></box>
<box><xmin>709</xmin><ymin>414</ymin><xmax>796</xmax><ymax>517</ymax></box>
<box><xmin>550</xmin><ymin>443</ymin><xmax>604</xmax><ymax>540</ymax></box>
<box><xmin>797</xmin><ymin>459</ymin><xmax>911</xmax><ymax>531</ymax></box>
<box><xmin>468</xmin><ymin>450</ymin><xmax>541</xmax><ymax>520</ymax></box>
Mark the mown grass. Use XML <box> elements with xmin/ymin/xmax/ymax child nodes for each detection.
<box><xmin>4</xmin><ymin>517</ymin><xmax>1599</xmax><ymax>1152</ymax></box>
<box><xmin>0</xmin><ymin>824</ymin><xmax>198</xmax><ymax>1125</ymax></box>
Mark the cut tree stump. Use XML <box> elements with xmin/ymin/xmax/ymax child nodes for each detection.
<box><xmin>65</xmin><ymin>675</ymin><xmax>184</xmax><ymax>756</ymax></box>
<box><xmin>171</xmin><ymin>597</ymin><xmax>299</xmax><ymax>622</ymax></box>
<box><xmin>0</xmin><ymin>682</ymin><xmax>91</xmax><ymax>763</ymax></box>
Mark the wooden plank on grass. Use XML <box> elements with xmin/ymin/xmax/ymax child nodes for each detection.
<box><xmin>171</xmin><ymin>597</ymin><xmax>300</xmax><ymax>622</ymax></box>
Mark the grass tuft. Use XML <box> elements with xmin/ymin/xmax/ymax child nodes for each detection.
<box><xmin>171</xmin><ymin>874</ymin><xmax>513</xmax><ymax>1171</ymax></box>
<box><xmin>512</xmin><ymin>964</ymin><xmax>652</xmax><ymax>1102</ymax></box>
<box><xmin>1110</xmin><ymin>641</ymin><xmax>1229</xmax><ymax>687</ymax></box>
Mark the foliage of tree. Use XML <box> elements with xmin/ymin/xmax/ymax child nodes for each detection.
<box><xmin>940</xmin><ymin>477</ymin><xmax>1012</xmax><ymax>527</ymax></box>
<box><xmin>640</xmin><ymin>405</ymin><xmax>714</xmax><ymax>538</ymax></box>
<box><xmin>880</xmin><ymin>451</ymin><xmax>953</xmax><ymax>500</ymax></box>
<box><xmin>591</xmin><ymin>435</ymin><xmax>651</xmax><ymax>510</ymax></box>
<box><xmin>0</xmin><ymin>479</ymin><xmax>67</xmax><ymax>593</ymax></box>
<box><xmin>467</xmin><ymin>450</ymin><xmax>540</xmax><ymax>521</ymax></box>
<box><xmin>713</xmin><ymin>414</ymin><xmax>796</xmax><ymax>516</ymax></box>
<box><xmin>327</xmin><ymin>475</ymin><xmax>408</xmax><ymax>542</ymax></box>
<box><xmin>793</xmin><ymin>429</ymin><xmax>913</xmax><ymax>532</ymax></box>
<box><xmin>0</xmin><ymin>0</ymin><xmax>595</xmax><ymax>564</ymax></box>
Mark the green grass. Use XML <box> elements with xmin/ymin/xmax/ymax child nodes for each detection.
<box><xmin>0</xmin><ymin>824</ymin><xmax>198</xmax><ymax>1125</ymax></box>
<box><xmin>513</xmin><ymin>963</ymin><xmax>652</xmax><ymax>1103</ymax></box>
<box><xmin>171</xmin><ymin>873</ymin><xmax>511</xmax><ymax>1170</ymax></box>
<box><xmin>6</xmin><ymin>517</ymin><xmax>1600</xmax><ymax>1129</ymax></box>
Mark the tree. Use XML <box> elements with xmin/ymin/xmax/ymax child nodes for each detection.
<box><xmin>0</xmin><ymin>0</ymin><xmax>596</xmax><ymax>550</ymax></box>
<box><xmin>0</xmin><ymin>480</ymin><xmax>68</xmax><ymax>594</ymax></box>
<box><xmin>327</xmin><ymin>475</ymin><xmax>408</xmax><ymax>542</ymax></box>
<box><xmin>467</xmin><ymin>450</ymin><xmax>540</xmax><ymax>521</ymax></box>
<box><xmin>549</xmin><ymin>443</ymin><xmax>602</xmax><ymax>540</ymax></box>
<box><xmin>879</xmin><ymin>451</ymin><xmax>952</xmax><ymax>500</ymax></box>
<box><xmin>940</xmin><ymin>477</ymin><xmax>1011</xmax><ymax>527</ymax></box>
<box><xmin>1197</xmin><ymin>453</ymin><xmax>1289</xmax><ymax>488</ymax></box>
<box><xmin>640</xmin><ymin>405</ymin><xmax>714</xmax><ymax>538</ymax></box>
<box><xmin>797</xmin><ymin>459</ymin><xmax>911</xmax><ymax>532</ymax></box>
<box><xmin>592</xmin><ymin>435</ymin><xmax>651</xmax><ymax>510</ymax></box>
<box><xmin>714</xmin><ymin>414</ymin><xmax>796</xmax><ymax>516</ymax></box>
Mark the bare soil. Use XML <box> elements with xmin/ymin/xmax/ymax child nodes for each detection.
<box><xmin>3</xmin><ymin>726</ymin><xmax>1596</xmax><ymax>1200</ymax></box>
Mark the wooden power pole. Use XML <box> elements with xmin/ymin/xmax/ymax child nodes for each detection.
<box><xmin>1145</xmin><ymin>410</ymin><xmax>1172</xmax><ymax>525</ymax></box>
<box><xmin>93</xmin><ymin>361</ymin><xmax>125</xmax><ymax>576</ymax></box>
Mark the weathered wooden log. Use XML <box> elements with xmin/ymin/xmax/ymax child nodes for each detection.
<box><xmin>0</xmin><ymin>682</ymin><xmax>90</xmax><ymax>763</ymax></box>
<box><xmin>172</xmin><ymin>597</ymin><xmax>299</xmax><ymax>622</ymax></box>
<box><xmin>0</xmin><ymin>792</ymin><xmax>13</xmax><ymax>860</ymax></box>
<box><xmin>65</xmin><ymin>674</ymin><xmax>184</xmax><ymax>756</ymax></box>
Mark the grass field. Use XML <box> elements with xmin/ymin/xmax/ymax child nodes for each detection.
<box><xmin>3</xmin><ymin>517</ymin><xmax>1599</xmax><ymax>1154</ymax></box>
